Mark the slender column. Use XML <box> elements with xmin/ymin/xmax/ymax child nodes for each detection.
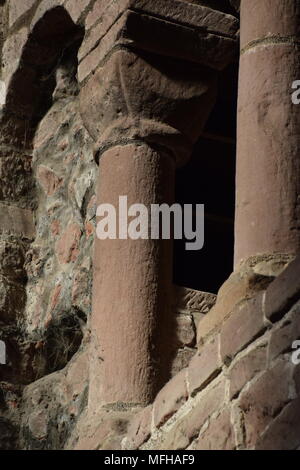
<box><xmin>79</xmin><ymin>1</ymin><xmax>238</xmax><ymax>409</ymax></box>
<box><xmin>81</xmin><ymin>49</ymin><xmax>218</xmax><ymax>408</ymax></box>
<box><xmin>92</xmin><ymin>142</ymin><xmax>175</xmax><ymax>405</ymax></box>
<box><xmin>235</xmin><ymin>0</ymin><xmax>300</xmax><ymax>267</ymax></box>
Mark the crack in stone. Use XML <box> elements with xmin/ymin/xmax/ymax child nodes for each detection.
<box><xmin>241</xmin><ymin>35</ymin><xmax>300</xmax><ymax>55</ymax></box>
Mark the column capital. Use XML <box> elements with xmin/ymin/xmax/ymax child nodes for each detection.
<box><xmin>79</xmin><ymin>0</ymin><xmax>239</xmax><ymax>166</ymax></box>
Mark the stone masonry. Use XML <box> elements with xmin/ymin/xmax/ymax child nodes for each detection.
<box><xmin>0</xmin><ymin>0</ymin><xmax>300</xmax><ymax>451</ymax></box>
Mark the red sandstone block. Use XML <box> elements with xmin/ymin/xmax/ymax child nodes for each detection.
<box><xmin>37</xmin><ymin>165</ymin><xmax>63</xmax><ymax>197</ymax></box>
<box><xmin>188</xmin><ymin>336</ymin><xmax>221</xmax><ymax>397</ymax></box>
<box><xmin>220</xmin><ymin>293</ymin><xmax>265</xmax><ymax>363</ymax></box>
<box><xmin>255</xmin><ymin>398</ymin><xmax>300</xmax><ymax>450</ymax></box>
<box><xmin>265</xmin><ymin>256</ymin><xmax>300</xmax><ymax>322</ymax></box>
<box><xmin>85</xmin><ymin>0</ymin><xmax>107</xmax><ymax>30</ymax></box>
<box><xmin>9</xmin><ymin>0</ymin><xmax>36</xmax><ymax>28</ymax></box>
<box><xmin>228</xmin><ymin>342</ymin><xmax>267</xmax><ymax>399</ymax></box>
<box><xmin>238</xmin><ymin>360</ymin><xmax>294</xmax><ymax>448</ymax></box>
<box><xmin>79</xmin><ymin>20</ymin><xmax>103</xmax><ymax>61</ymax></box>
<box><xmin>55</xmin><ymin>222</ymin><xmax>82</xmax><ymax>264</ymax></box>
<box><xmin>159</xmin><ymin>379</ymin><xmax>226</xmax><ymax>450</ymax></box>
<box><xmin>125</xmin><ymin>405</ymin><xmax>152</xmax><ymax>450</ymax></box>
<box><xmin>153</xmin><ymin>369</ymin><xmax>188</xmax><ymax>429</ymax></box>
<box><xmin>78</xmin><ymin>12</ymin><xmax>129</xmax><ymax>83</ymax></box>
<box><xmin>194</xmin><ymin>409</ymin><xmax>235</xmax><ymax>450</ymax></box>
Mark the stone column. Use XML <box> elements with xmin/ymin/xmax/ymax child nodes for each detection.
<box><xmin>235</xmin><ymin>0</ymin><xmax>300</xmax><ymax>267</ymax></box>
<box><xmin>79</xmin><ymin>0</ymin><xmax>238</xmax><ymax>409</ymax></box>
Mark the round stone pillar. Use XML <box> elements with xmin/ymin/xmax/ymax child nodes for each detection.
<box><xmin>235</xmin><ymin>0</ymin><xmax>300</xmax><ymax>267</ymax></box>
<box><xmin>91</xmin><ymin>143</ymin><xmax>175</xmax><ymax>406</ymax></box>
<box><xmin>80</xmin><ymin>48</ymin><xmax>218</xmax><ymax>409</ymax></box>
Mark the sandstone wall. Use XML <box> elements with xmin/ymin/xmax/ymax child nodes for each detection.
<box><xmin>123</xmin><ymin>256</ymin><xmax>300</xmax><ymax>451</ymax></box>
<box><xmin>0</xmin><ymin>0</ymin><xmax>96</xmax><ymax>449</ymax></box>
<box><xmin>2</xmin><ymin>0</ymin><xmax>299</xmax><ymax>453</ymax></box>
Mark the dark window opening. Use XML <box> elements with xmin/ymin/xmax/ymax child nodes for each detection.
<box><xmin>174</xmin><ymin>62</ymin><xmax>239</xmax><ymax>294</ymax></box>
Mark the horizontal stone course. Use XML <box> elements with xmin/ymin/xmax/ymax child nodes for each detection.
<box><xmin>188</xmin><ymin>336</ymin><xmax>221</xmax><ymax>397</ymax></box>
<box><xmin>125</xmin><ymin>405</ymin><xmax>152</xmax><ymax>450</ymax></box>
<box><xmin>228</xmin><ymin>342</ymin><xmax>267</xmax><ymax>399</ymax></box>
<box><xmin>153</xmin><ymin>369</ymin><xmax>188</xmax><ymax>429</ymax></box>
<box><xmin>220</xmin><ymin>292</ymin><xmax>265</xmax><ymax>363</ymax></box>
<box><xmin>196</xmin><ymin>268</ymin><xmax>259</xmax><ymax>345</ymax></box>
<box><xmin>79</xmin><ymin>0</ymin><xmax>238</xmax><ymax>82</ymax></box>
<box><xmin>255</xmin><ymin>398</ymin><xmax>300</xmax><ymax>450</ymax></box>
<box><xmin>65</xmin><ymin>0</ymin><xmax>92</xmax><ymax>23</ymax></box>
<box><xmin>194</xmin><ymin>408</ymin><xmax>235</xmax><ymax>450</ymax></box>
<box><xmin>156</xmin><ymin>379</ymin><xmax>226</xmax><ymax>450</ymax></box>
<box><xmin>8</xmin><ymin>0</ymin><xmax>37</xmax><ymax>29</ymax></box>
<box><xmin>237</xmin><ymin>360</ymin><xmax>294</xmax><ymax>448</ymax></box>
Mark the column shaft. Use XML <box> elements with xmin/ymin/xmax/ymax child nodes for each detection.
<box><xmin>90</xmin><ymin>143</ymin><xmax>175</xmax><ymax>407</ymax></box>
<box><xmin>235</xmin><ymin>0</ymin><xmax>300</xmax><ymax>266</ymax></box>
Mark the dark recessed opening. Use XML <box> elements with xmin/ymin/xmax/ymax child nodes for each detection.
<box><xmin>174</xmin><ymin>61</ymin><xmax>238</xmax><ymax>294</ymax></box>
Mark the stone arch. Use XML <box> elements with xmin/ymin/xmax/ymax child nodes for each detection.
<box><xmin>1</xmin><ymin>5</ymin><xmax>84</xmax><ymax>150</ymax></box>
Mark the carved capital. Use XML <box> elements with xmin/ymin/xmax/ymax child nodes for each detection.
<box><xmin>79</xmin><ymin>0</ymin><xmax>239</xmax><ymax>165</ymax></box>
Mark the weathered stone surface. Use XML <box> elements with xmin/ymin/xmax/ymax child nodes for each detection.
<box><xmin>0</xmin><ymin>153</ymin><xmax>35</xmax><ymax>208</ymax></box>
<box><xmin>20</xmin><ymin>350</ymin><xmax>89</xmax><ymax>450</ymax></box>
<box><xmin>220</xmin><ymin>293</ymin><xmax>265</xmax><ymax>363</ymax></box>
<box><xmin>0</xmin><ymin>276</ymin><xmax>26</xmax><ymax>324</ymax></box>
<box><xmin>174</xmin><ymin>315</ymin><xmax>195</xmax><ymax>348</ymax></box>
<box><xmin>37</xmin><ymin>165</ymin><xmax>63</xmax><ymax>197</ymax></box>
<box><xmin>153</xmin><ymin>369</ymin><xmax>188</xmax><ymax>428</ymax></box>
<box><xmin>30</xmin><ymin>0</ymin><xmax>65</xmax><ymax>32</ymax></box>
<box><xmin>65</xmin><ymin>0</ymin><xmax>92</xmax><ymax>23</ymax></box>
<box><xmin>80</xmin><ymin>0</ymin><xmax>238</xmax><ymax>69</ymax></box>
<box><xmin>2</xmin><ymin>27</ymin><xmax>28</xmax><ymax>85</ymax></box>
<box><xmin>125</xmin><ymin>405</ymin><xmax>152</xmax><ymax>450</ymax></box>
<box><xmin>69</xmin><ymin>408</ymin><xmax>134</xmax><ymax>451</ymax></box>
<box><xmin>236</xmin><ymin>1</ymin><xmax>300</xmax><ymax>264</ymax></box>
<box><xmin>255</xmin><ymin>398</ymin><xmax>300</xmax><ymax>450</ymax></box>
<box><xmin>157</xmin><ymin>379</ymin><xmax>226</xmax><ymax>450</ymax></box>
<box><xmin>196</xmin><ymin>260</ymin><xmax>271</xmax><ymax>345</ymax></box>
<box><xmin>228</xmin><ymin>342</ymin><xmax>267</xmax><ymax>399</ymax></box>
<box><xmin>80</xmin><ymin>47</ymin><xmax>217</xmax><ymax>166</ymax></box>
<box><xmin>55</xmin><ymin>222</ymin><xmax>82</xmax><ymax>265</ymax></box>
<box><xmin>0</xmin><ymin>203</ymin><xmax>35</xmax><ymax>239</ymax></box>
<box><xmin>188</xmin><ymin>336</ymin><xmax>221</xmax><ymax>396</ymax></box>
<box><xmin>174</xmin><ymin>285</ymin><xmax>216</xmax><ymax>314</ymax></box>
<box><xmin>269</xmin><ymin>301</ymin><xmax>300</xmax><ymax>361</ymax></box>
<box><xmin>240</xmin><ymin>0</ymin><xmax>300</xmax><ymax>49</ymax></box>
<box><xmin>265</xmin><ymin>256</ymin><xmax>300</xmax><ymax>321</ymax></box>
<box><xmin>2</xmin><ymin>0</ymin><xmax>300</xmax><ymax>454</ymax></box>
<box><xmin>194</xmin><ymin>408</ymin><xmax>235</xmax><ymax>450</ymax></box>
<box><xmin>8</xmin><ymin>0</ymin><xmax>36</xmax><ymax>28</ymax></box>
<box><xmin>170</xmin><ymin>347</ymin><xmax>196</xmax><ymax>377</ymax></box>
<box><xmin>238</xmin><ymin>360</ymin><xmax>294</xmax><ymax>448</ymax></box>
<box><xmin>0</xmin><ymin>241</ymin><xmax>26</xmax><ymax>282</ymax></box>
